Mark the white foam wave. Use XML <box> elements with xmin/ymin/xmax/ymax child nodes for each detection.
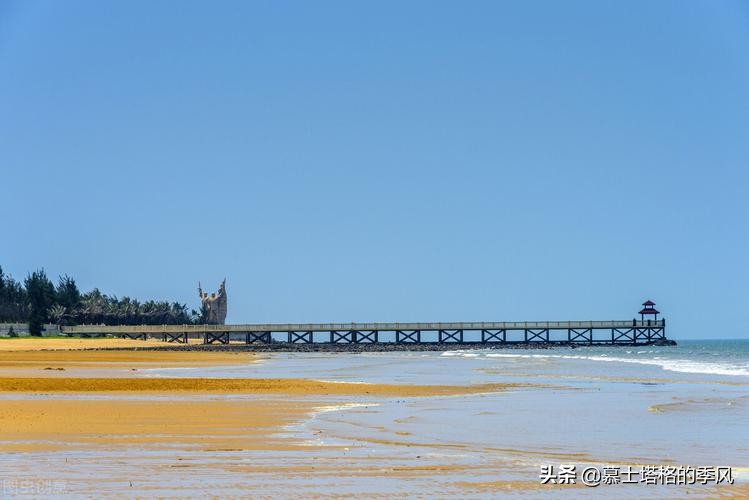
<box><xmin>312</xmin><ymin>402</ymin><xmax>377</xmax><ymax>414</ymax></box>
<box><xmin>447</xmin><ymin>350</ymin><xmax>749</xmax><ymax>377</ymax></box>
<box><xmin>523</xmin><ymin>354</ymin><xmax>749</xmax><ymax>377</ymax></box>
<box><xmin>485</xmin><ymin>353</ymin><xmax>550</xmax><ymax>359</ymax></box>
<box><xmin>313</xmin><ymin>379</ymin><xmax>369</xmax><ymax>384</ymax></box>
<box><xmin>571</xmin><ymin>356</ymin><xmax>749</xmax><ymax>377</ymax></box>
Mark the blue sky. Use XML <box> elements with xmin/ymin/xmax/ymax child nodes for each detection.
<box><xmin>1</xmin><ymin>1</ymin><xmax>747</xmax><ymax>338</ymax></box>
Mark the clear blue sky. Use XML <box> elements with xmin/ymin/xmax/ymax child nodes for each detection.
<box><xmin>1</xmin><ymin>1</ymin><xmax>747</xmax><ymax>338</ymax></box>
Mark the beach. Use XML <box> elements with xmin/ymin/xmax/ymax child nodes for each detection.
<box><xmin>5</xmin><ymin>0</ymin><xmax>745</xmax><ymax>496</ymax></box>
<box><xmin>0</xmin><ymin>338</ymin><xmax>746</xmax><ymax>497</ymax></box>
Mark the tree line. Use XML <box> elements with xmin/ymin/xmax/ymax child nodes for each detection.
<box><xmin>0</xmin><ymin>266</ymin><xmax>203</xmax><ymax>335</ymax></box>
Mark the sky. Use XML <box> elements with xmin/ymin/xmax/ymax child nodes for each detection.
<box><xmin>1</xmin><ymin>1</ymin><xmax>748</xmax><ymax>338</ymax></box>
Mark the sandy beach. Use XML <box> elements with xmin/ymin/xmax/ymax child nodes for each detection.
<box><xmin>0</xmin><ymin>337</ymin><xmax>184</xmax><ymax>351</ymax></box>
<box><xmin>0</xmin><ymin>338</ymin><xmax>538</xmax><ymax>496</ymax></box>
<box><xmin>0</xmin><ymin>338</ymin><xmax>745</xmax><ymax>497</ymax></box>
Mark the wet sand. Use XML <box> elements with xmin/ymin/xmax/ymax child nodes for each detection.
<box><xmin>0</xmin><ymin>348</ymin><xmax>258</xmax><ymax>368</ymax></box>
<box><xmin>0</xmin><ymin>339</ymin><xmax>532</xmax><ymax>494</ymax></box>
<box><xmin>0</xmin><ymin>390</ymin><xmax>571</xmax><ymax>495</ymax></box>
<box><xmin>0</xmin><ymin>345</ymin><xmax>262</xmax><ymax>379</ymax></box>
<box><xmin>0</xmin><ymin>396</ymin><xmax>319</xmax><ymax>453</ymax></box>
<box><xmin>0</xmin><ymin>376</ymin><xmax>521</xmax><ymax>395</ymax></box>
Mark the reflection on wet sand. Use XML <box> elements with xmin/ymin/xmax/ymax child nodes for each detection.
<box><xmin>649</xmin><ymin>395</ymin><xmax>749</xmax><ymax>413</ymax></box>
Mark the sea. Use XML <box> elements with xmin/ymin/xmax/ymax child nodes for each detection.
<box><xmin>141</xmin><ymin>339</ymin><xmax>749</xmax><ymax>497</ymax></box>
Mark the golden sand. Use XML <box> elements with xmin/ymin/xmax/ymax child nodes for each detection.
<box><xmin>0</xmin><ymin>397</ymin><xmax>319</xmax><ymax>453</ymax></box>
<box><xmin>0</xmin><ymin>337</ymin><xmax>181</xmax><ymax>351</ymax></box>
<box><xmin>0</xmin><ymin>348</ymin><xmax>259</xmax><ymax>371</ymax></box>
<box><xmin>0</xmin><ymin>338</ymin><xmax>547</xmax><ymax>489</ymax></box>
<box><xmin>0</xmin><ymin>376</ymin><xmax>520</xmax><ymax>396</ymax></box>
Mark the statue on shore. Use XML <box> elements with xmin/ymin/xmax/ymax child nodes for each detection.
<box><xmin>198</xmin><ymin>279</ymin><xmax>227</xmax><ymax>324</ymax></box>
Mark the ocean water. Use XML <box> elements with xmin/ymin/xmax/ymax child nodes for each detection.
<box><xmin>474</xmin><ymin>339</ymin><xmax>749</xmax><ymax>378</ymax></box>
<box><xmin>144</xmin><ymin>339</ymin><xmax>749</xmax><ymax>492</ymax></box>
<box><xmin>150</xmin><ymin>339</ymin><xmax>749</xmax><ymax>383</ymax></box>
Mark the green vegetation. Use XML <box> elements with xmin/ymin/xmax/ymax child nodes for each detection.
<box><xmin>0</xmin><ymin>266</ymin><xmax>201</xmax><ymax>333</ymax></box>
<box><xmin>25</xmin><ymin>269</ymin><xmax>56</xmax><ymax>335</ymax></box>
<box><xmin>0</xmin><ymin>267</ymin><xmax>28</xmax><ymax>322</ymax></box>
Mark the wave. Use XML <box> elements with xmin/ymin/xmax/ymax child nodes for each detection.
<box><xmin>441</xmin><ymin>350</ymin><xmax>749</xmax><ymax>377</ymax></box>
<box><xmin>579</xmin><ymin>356</ymin><xmax>749</xmax><ymax>377</ymax></box>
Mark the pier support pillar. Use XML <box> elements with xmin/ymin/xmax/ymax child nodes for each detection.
<box><xmin>568</xmin><ymin>329</ymin><xmax>592</xmax><ymax>344</ymax></box>
<box><xmin>245</xmin><ymin>332</ymin><xmax>271</xmax><ymax>344</ymax></box>
<box><xmin>613</xmin><ymin>328</ymin><xmax>636</xmax><ymax>344</ymax></box>
<box><xmin>356</xmin><ymin>330</ymin><xmax>378</xmax><ymax>343</ymax></box>
<box><xmin>438</xmin><ymin>329</ymin><xmax>463</xmax><ymax>343</ymax></box>
<box><xmin>288</xmin><ymin>331</ymin><xmax>313</xmax><ymax>344</ymax></box>
<box><xmin>330</xmin><ymin>331</ymin><xmax>356</xmax><ymax>343</ymax></box>
<box><xmin>481</xmin><ymin>329</ymin><xmax>506</xmax><ymax>343</ymax></box>
<box><xmin>526</xmin><ymin>329</ymin><xmax>549</xmax><ymax>342</ymax></box>
<box><xmin>163</xmin><ymin>332</ymin><xmax>188</xmax><ymax>343</ymax></box>
<box><xmin>122</xmin><ymin>333</ymin><xmax>148</xmax><ymax>341</ymax></box>
<box><xmin>204</xmin><ymin>332</ymin><xmax>229</xmax><ymax>345</ymax></box>
<box><xmin>396</xmin><ymin>330</ymin><xmax>420</xmax><ymax>344</ymax></box>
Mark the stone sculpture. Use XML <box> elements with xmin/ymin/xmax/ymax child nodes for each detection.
<box><xmin>198</xmin><ymin>279</ymin><xmax>227</xmax><ymax>325</ymax></box>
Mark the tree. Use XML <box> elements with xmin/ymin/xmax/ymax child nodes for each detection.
<box><xmin>79</xmin><ymin>288</ymin><xmax>106</xmax><ymax>325</ymax></box>
<box><xmin>25</xmin><ymin>269</ymin><xmax>56</xmax><ymax>335</ymax></box>
<box><xmin>0</xmin><ymin>266</ymin><xmax>28</xmax><ymax>323</ymax></box>
<box><xmin>5</xmin><ymin>266</ymin><xmax>203</xmax><ymax>327</ymax></box>
<box><xmin>55</xmin><ymin>274</ymin><xmax>81</xmax><ymax>321</ymax></box>
<box><xmin>48</xmin><ymin>304</ymin><xmax>67</xmax><ymax>325</ymax></box>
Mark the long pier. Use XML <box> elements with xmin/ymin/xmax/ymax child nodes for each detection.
<box><xmin>62</xmin><ymin>319</ymin><xmax>668</xmax><ymax>346</ymax></box>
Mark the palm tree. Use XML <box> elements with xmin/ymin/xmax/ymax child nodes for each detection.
<box><xmin>48</xmin><ymin>304</ymin><xmax>66</xmax><ymax>325</ymax></box>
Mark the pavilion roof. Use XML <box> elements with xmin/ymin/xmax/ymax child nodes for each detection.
<box><xmin>639</xmin><ymin>307</ymin><xmax>660</xmax><ymax>315</ymax></box>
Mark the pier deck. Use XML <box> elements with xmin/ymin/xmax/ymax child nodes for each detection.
<box><xmin>62</xmin><ymin>319</ymin><xmax>668</xmax><ymax>346</ymax></box>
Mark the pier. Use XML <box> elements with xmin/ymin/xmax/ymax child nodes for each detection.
<box><xmin>62</xmin><ymin>316</ymin><xmax>670</xmax><ymax>347</ymax></box>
